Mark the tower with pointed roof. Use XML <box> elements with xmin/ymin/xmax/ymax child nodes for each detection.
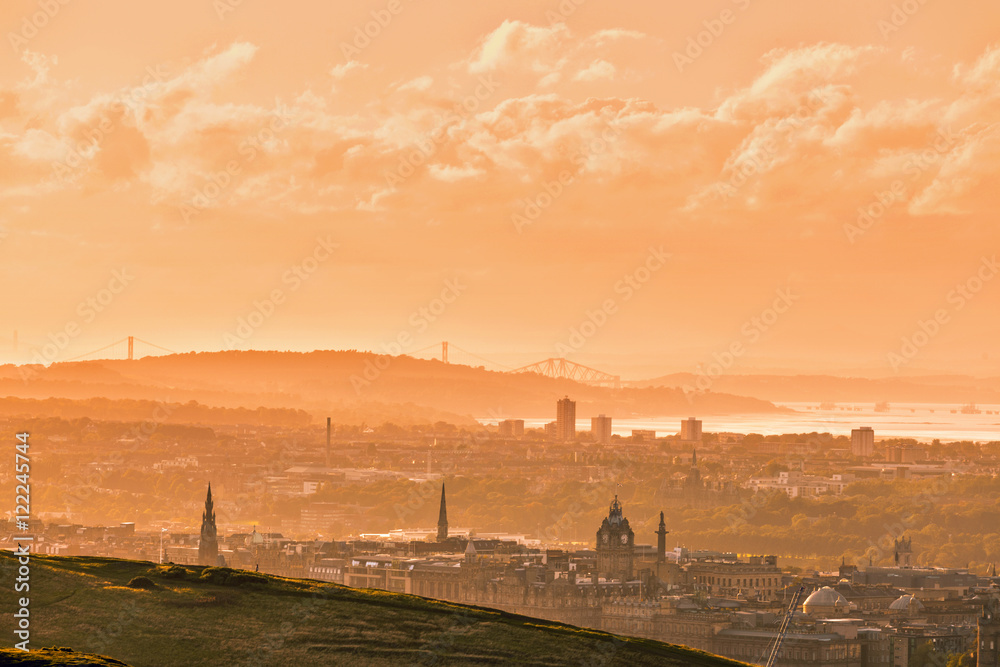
<box><xmin>437</xmin><ymin>483</ymin><xmax>448</xmax><ymax>541</ymax></box>
<box><xmin>893</xmin><ymin>536</ymin><xmax>913</xmax><ymax>568</ymax></box>
<box><xmin>596</xmin><ymin>495</ymin><xmax>634</xmax><ymax>580</ymax></box>
<box><xmin>464</xmin><ymin>539</ymin><xmax>477</xmax><ymax>564</ymax></box>
<box><xmin>686</xmin><ymin>448</ymin><xmax>701</xmax><ymax>487</ymax></box>
<box><xmin>198</xmin><ymin>483</ymin><xmax>219</xmax><ymax>566</ymax></box>
<box><xmin>656</xmin><ymin>511</ymin><xmax>668</xmax><ymax>563</ymax></box>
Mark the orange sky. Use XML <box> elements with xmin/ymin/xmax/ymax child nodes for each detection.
<box><xmin>2</xmin><ymin>0</ymin><xmax>999</xmax><ymax>377</ymax></box>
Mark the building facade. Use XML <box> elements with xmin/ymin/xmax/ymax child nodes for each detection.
<box><xmin>980</xmin><ymin>598</ymin><xmax>1000</xmax><ymax>667</ymax></box>
<box><xmin>591</xmin><ymin>415</ymin><xmax>612</xmax><ymax>444</ymax></box>
<box><xmin>852</xmin><ymin>427</ymin><xmax>875</xmax><ymax>457</ymax></box>
<box><xmin>681</xmin><ymin>417</ymin><xmax>703</xmax><ymax>442</ymax></box>
<box><xmin>556</xmin><ymin>396</ymin><xmax>576</xmax><ymax>441</ymax></box>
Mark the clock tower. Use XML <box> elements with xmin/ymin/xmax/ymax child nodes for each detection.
<box><xmin>596</xmin><ymin>495</ymin><xmax>634</xmax><ymax>580</ymax></box>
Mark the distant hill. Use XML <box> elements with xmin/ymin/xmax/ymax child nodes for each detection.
<box><xmin>0</xmin><ymin>350</ymin><xmax>784</xmax><ymax>426</ymax></box>
<box><xmin>633</xmin><ymin>372</ymin><xmax>1000</xmax><ymax>405</ymax></box>
<box><xmin>0</xmin><ymin>553</ymin><xmax>748</xmax><ymax>667</ymax></box>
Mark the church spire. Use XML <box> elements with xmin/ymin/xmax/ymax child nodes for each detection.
<box><xmin>198</xmin><ymin>482</ymin><xmax>219</xmax><ymax>566</ymax></box>
<box><xmin>203</xmin><ymin>482</ymin><xmax>215</xmax><ymax>526</ymax></box>
<box><xmin>437</xmin><ymin>483</ymin><xmax>448</xmax><ymax>541</ymax></box>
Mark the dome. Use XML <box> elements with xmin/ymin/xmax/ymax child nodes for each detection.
<box><xmin>246</xmin><ymin>528</ymin><xmax>264</xmax><ymax>547</ymax></box>
<box><xmin>889</xmin><ymin>594</ymin><xmax>924</xmax><ymax>613</ymax></box>
<box><xmin>802</xmin><ymin>586</ymin><xmax>849</xmax><ymax>616</ymax></box>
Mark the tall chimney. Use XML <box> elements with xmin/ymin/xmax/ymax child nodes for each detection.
<box><xmin>326</xmin><ymin>417</ymin><xmax>331</xmax><ymax>468</ymax></box>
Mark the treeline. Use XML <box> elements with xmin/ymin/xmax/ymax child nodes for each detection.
<box><xmin>290</xmin><ymin>474</ymin><xmax>1000</xmax><ymax>572</ymax></box>
<box><xmin>0</xmin><ymin>397</ymin><xmax>313</xmax><ymax>427</ymax></box>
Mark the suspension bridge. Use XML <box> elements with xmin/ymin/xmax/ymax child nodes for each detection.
<box><xmin>63</xmin><ymin>336</ymin><xmax>177</xmax><ymax>362</ymax></box>
<box><xmin>57</xmin><ymin>338</ymin><xmax>620</xmax><ymax>388</ymax></box>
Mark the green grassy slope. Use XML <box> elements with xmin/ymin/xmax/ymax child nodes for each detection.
<box><xmin>0</xmin><ymin>647</ymin><xmax>132</xmax><ymax>666</ymax></box>
<box><xmin>0</xmin><ymin>553</ymin><xmax>749</xmax><ymax>666</ymax></box>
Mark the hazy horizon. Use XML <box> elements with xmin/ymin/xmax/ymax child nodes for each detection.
<box><xmin>5</xmin><ymin>344</ymin><xmax>1000</xmax><ymax>382</ymax></box>
<box><xmin>3</xmin><ymin>0</ymin><xmax>1000</xmax><ymax>377</ymax></box>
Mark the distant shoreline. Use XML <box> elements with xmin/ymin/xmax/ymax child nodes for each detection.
<box><xmin>480</xmin><ymin>403</ymin><xmax>1000</xmax><ymax>442</ymax></box>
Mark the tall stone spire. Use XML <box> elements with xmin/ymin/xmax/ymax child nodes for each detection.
<box><xmin>437</xmin><ymin>483</ymin><xmax>448</xmax><ymax>541</ymax></box>
<box><xmin>656</xmin><ymin>510</ymin><xmax>668</xmax><ymax>563</ymax></box>
<box><xmin>198</xmin><ymin>482</ymin><xmax>219</xmax><ymax>566</ymax></box>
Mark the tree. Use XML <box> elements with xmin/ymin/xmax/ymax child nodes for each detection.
<box><xmin>763</xmin><ymin>460</ymin><xmax>789</xmax><ymax>476</ymax></box>
<box><xmin>945</xmin><ymin>652</ymin><xmax>975</xmax><ymax>667</ymax></box>
<box><xmin>909</xmin><ymin>641</ymin><xmax>946</xmax><ymax>667</ymax></box>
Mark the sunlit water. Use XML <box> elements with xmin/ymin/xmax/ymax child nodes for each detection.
<box><xmin>483</xmin><ymin>403</ymin><xmax>1000</xmax><ymax>442</ymax></box>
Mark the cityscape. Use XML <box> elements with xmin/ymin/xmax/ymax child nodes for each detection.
<box><xmin>3</xmin><ymin>394</ymin><xmax>1000</xmax><ymax>665</ymax></box>
<box><xmin>2</xmin><ymin>0</ymin><xmax>1000</xmax><ymax>665</ymax></box>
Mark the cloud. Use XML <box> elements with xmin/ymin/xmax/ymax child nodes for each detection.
<box><xmin>467</xmin><ymin>20</ymin><xmax>570</xmax><ymax>75</ymax></box>
<box><xmin>574</xmin><ymin>59</ymin><xmax>618</xmax><ymax>82</ymax></box>
<box><xmin>2</xmin><ymin>27</ymin><xmax>999</xmax><ymax>230</ymax></box>
<box><xmin>428</xmin><ymin>163</ymin><xmax>485</xmax><ymax>182</ymax></box>
<box><xmin>465</xmin><ymin>21</ymin><xmax>651</xmax><ymax>90</ymax></box>
<box><xmin>397</xmin><ymin>76</ymin><xmax>434</xmax><ymax>92</ymax></box>
<box><xmin>331</xmin><ymin>61</ymin><xmax>369</xmax><ymax>80</ymax></box>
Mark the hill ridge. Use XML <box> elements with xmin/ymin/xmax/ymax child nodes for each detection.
<box><xmin>1</xmin><ymin>349</ymin><xmax>784</xmax><ymax>425</ymax></box>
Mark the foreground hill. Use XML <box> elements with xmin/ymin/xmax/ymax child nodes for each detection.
<box><xmin>0</xmin><ymin>553</ymin><xmax>747</xmax><ymax>667</ymax></box>
<box><xmin>0</xmin><ymin>647</ymin><xmax>131</xmax><ymax>666</ymax></box>
<box><xmin>1</xmin><ymin>350</ymin><xmax>784</xmax><ymax>425</ymax></box>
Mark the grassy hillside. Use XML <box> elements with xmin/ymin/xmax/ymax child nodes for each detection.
<box><xmin>0</xmin><ymin>647</ymin><xmax>131</xmax><ymax>666</ymax></box>
<box><xmin>0</xmin><ymin>553</ymin><xmax>749</xmax><ymax>666</ymax></box>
